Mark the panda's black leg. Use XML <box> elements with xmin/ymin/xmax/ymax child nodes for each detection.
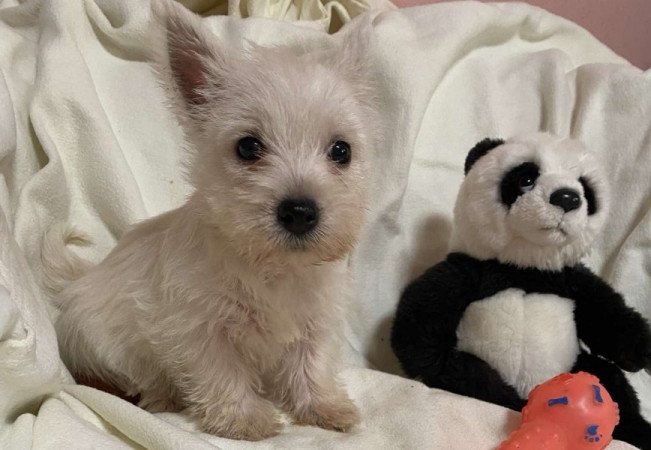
<box><xmin>422</xmin><ymin>350</ymin><xmax>526</xmax><ymax>412</ymax></box>
<box><xmin>573</xmin><ymin>352</ymin><xmax>651</xmax><ymax>450</ymax></box>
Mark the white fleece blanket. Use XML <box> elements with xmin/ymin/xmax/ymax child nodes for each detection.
<box><xmin>0</xmin><ymin>0</ymin><xmax>649</xmax><ymax>448</ymax></box>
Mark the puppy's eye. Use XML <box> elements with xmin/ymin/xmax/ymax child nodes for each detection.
<box><xmin>328</xmin><ymin>141</ymin><xmax>351</xmax><ymax>165</ymax></box>
<box><xmin>519</xmin><ymin>175</ymin><xmax>535</xmax><ymax>192</ymax></box>
<box><xmin>236</xmin><ymin>137</ymin><xmax>263</xmax><ymax>161</ymax></box>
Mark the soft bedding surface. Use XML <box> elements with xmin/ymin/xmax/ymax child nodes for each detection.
<box><xmin>0</xmin><ymin>0</ymin><xmax>649</xmax><ymax>448</ymax></box>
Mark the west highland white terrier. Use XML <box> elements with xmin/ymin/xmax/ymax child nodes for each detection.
<box><xmin>41</xmin><ymin>2</ymin><xmax>377</xmax><ymax>440</ymax></box>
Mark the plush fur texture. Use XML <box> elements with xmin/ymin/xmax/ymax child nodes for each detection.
<box><xmin>391</xmin><ymin>134</ymin><xmax>651</xmax><ymax>450</ymax></box>
<box><xmin>451</xmin><ymin>132</ymin><xmax>609</xmax><ymax>271</ymax></box>
<box><xmin>40</xmin><ymin>2</ymin><xmax>378</xmax><ymax>441</ymax></box>
<box><xmin>456</xmin><ymin>288</ymin><xmax>580</xmax><ymax>398</ymax></box>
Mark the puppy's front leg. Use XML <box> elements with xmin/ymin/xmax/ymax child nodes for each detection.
<box><xmin>175</xmin><ymin>338</ymin><xmax>282</xmax><ymax>440</ymax></box>
<box><xmin>277</xmin><ymin>330</ymin><xmax>360</xmax><ymax>432</ymax></box>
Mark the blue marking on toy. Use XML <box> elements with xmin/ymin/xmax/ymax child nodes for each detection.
<box><xmin>592</xmin><ymin>385</ymin><xmax>603</xmax><ymax>403</ymax></box>
<box><xmin>547</xmin><ymin>396</ymin><xmax>569</xmax><ymax>406</ymax></box>
<box><xmin>584</xmin><ymin>424</ymin><xmax>602</xmax><ymax>443</ymax></box>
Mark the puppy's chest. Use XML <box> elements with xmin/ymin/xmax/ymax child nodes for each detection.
<box><xmin>224</xmin><ymin>273</ymin><xmax>338</xmax><ymax>359</ymax></box>
<box><xmin>456</xmin><ymin>288</ymin><xmax>580</xmax><ymax>398</ymax></box>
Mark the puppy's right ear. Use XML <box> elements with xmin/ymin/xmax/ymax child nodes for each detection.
<box><xmin>154</xmin><ymin>2</ymin><xmax>227</xmax><ymax>111</ymax></box>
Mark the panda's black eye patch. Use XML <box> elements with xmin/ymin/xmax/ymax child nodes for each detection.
<box><xmin>579</xmin><ymin>176</ymin><xmax>597</xmax><ymax>215</ymax></box>
<box><xmin>500</xmin><ymin>162</ymin><xmax>540</xmax><ymax>207</ymax></box>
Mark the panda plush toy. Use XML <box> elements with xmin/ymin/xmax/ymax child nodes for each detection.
<box><xmin>391</xmin><ymin>133</ymin><xmax>651</xmax><ymax>449</ymax></box>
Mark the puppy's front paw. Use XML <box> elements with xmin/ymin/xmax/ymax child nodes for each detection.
<box><xmin>294</xmin><ymin>395</ymin><xmax>360</xmax><ymax>432</ymax></box>
<box><xmin>200</xmin><ymin>400</ymin><xmax>282</xmax><ymax>441</ymax></box>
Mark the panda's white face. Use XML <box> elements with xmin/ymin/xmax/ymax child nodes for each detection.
<box><xmin>452</xmin><ymin>133</ymin><xmax>609</xmax><ymax>271</ymax></box>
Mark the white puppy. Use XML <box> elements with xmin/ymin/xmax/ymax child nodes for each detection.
<box><xmin>41</xmin><ymin>3</ymin><xmax>377</xmax><ymax>441</ymax></box>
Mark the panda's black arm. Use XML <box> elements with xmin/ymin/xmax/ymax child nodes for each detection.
<box><xmin>391</xmin><ymin>254</ymin><xmax>525</xmax><ymax>411</ymax></box>
<box><xmin>568</xmin><ymin>264</ymin><xmax>651</xmax><ymax>372</ymax></box>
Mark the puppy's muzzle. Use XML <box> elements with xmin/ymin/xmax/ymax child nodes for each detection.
<box><xmin>277</xmin><ymin>198</ymin><xmax>319</xmax><ymax>236</ymax></box>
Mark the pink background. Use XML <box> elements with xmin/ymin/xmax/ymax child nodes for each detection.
<box><xmin>392</xmin><ymin>0</ymin><xmax>651</xmax><ymax>69</ymax></box>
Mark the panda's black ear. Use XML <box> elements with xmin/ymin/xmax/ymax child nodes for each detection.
<box><xmin>464</xmin><ymin>138</ymin><xmax>505</xmax><ymax>175</ymax></box>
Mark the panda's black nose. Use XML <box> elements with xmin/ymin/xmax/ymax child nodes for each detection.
<box><xmin>550</xmin><ymin>188</ymin><xmax>581</xmax><ymax>213</ymax></box>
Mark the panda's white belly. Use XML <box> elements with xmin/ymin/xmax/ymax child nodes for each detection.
<box><xmin>456</xmin><ymin>288</ymin><xmax>580</xmax><ymax>398</ymax></box>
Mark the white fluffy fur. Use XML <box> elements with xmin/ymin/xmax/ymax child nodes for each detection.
<box><xmin>451</xmin><ymin>132</ymin><xmax>609</xmax><ymax>271</ymax></box>
<box><xmin>40</xmin><ymin>2</ymin><xmax>377</xmax><ymax>441</ymax></box>
<box><xmin>456</xmin><ymin>288</ymin><xmax>580</xmax><ymax>398</ymax></box>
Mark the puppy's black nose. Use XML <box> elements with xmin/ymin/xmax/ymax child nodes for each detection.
<box><xmin>277</xmin><ymin>198</ymin><xmax>319</xmax><ymax>235</ymax></box>
<box><xmin>550</xmin><ymin>188</ymin><xmax>581</xmax><ymax>213</ymax></box>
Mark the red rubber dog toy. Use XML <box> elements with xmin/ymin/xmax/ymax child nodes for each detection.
<box><xmin>499</xmin><ymin>372</ymin><xmax>619</xmax><ymax>450</ymax></box>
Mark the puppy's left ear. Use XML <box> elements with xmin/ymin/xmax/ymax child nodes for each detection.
<box><xmin>332</xmin><ymin>17</ymin><xmax>378</xmax><ymax>104</ymax></box>
<box><xmin>154</xmin><ymin>2</ymin><xmax>228</xmax><ymax>115</ymax></box>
